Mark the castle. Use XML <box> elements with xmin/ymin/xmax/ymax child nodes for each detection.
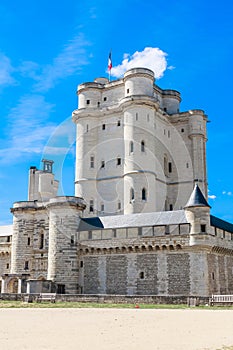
<box><xmin>0</xmin><ymin>67</ymin><xmax>233</xmax><ymax>296</ymax></box>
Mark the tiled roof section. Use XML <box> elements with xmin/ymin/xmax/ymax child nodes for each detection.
<box><xmin>0</xmin><ymin>225</ymin><xmax>13</xmax><ymax>237</ymax></box>
<box><xmin>210</xmin><ymin>215</ymin><xmax>233</xmax><ymax>234</ymax></box>
<box><xmin>78</xmin><ymin>210</ymin><xmax>188</xmax><ymax>231</ymax></box>
<box><xmin>184</xmin><ymin>184</ymin><xmax>210</xmax><ymax>208</ymax></box>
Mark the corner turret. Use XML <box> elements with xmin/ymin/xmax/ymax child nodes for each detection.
<box><xmin>184</xmin><ymin>184</ymin><xmax>211</xmax><ymax>245</ymax></box>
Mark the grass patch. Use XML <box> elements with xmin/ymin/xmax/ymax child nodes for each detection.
<box><xmin>0</xmin><ymin>301</ymin><xmax>189</xmax><ymax>309</ymax></box>
<box><xmin>0</xmin><ymin>301</ymin><xmax>233</xmax><ymax>309</ymax></box>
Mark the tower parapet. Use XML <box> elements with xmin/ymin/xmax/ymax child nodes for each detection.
<box><xmin>46</xmin><ymin>196</ymin><xmax>86</xmax><ymax>294</ymax></box>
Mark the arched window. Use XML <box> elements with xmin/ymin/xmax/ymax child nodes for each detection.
<box><xmin>141</xmin><ymin>140</ymin><xmax>145</xmax><ymax>152</ymax></box>
<box><xmin>130</xmin><ymin>188</ymin><xmax>135</xmax><ymax>201</ymax></box>
<box><xmin>130</xmin><ymin>141</ymin><xmax>134</xmax><ymax>153</ymax></box>
<box><xmin>142</xmin><ymin>188</ymin><xmax>146</xmax><ymax>201</ymax></box>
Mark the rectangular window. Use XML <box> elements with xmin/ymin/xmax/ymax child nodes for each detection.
<box><xmin>138</xmin><ymin>227</ymin><xmax>142</xmax><ymax>236</ymax></box>
<box><xmin>88</xmin><ymin>231</ymin><xmax>92</xmax><ymax>239</ymax></box>
<box><xmin>6</xmin><ymin>263</ymin><xmax>9</xmax><ymax>269</ymax></box>
<box><xmin>86</xmin><ymin>100</ymin><xmax>90</xmax><ymax>105</ymax></box>
<box><xmin>103</xmin><ymin>97</ymin><xmax>107</xmax><ymax>101</ymax></box>
<box><xmin>71</xmin><ymin>235</ymin><xmax>75</xmax><ymax>245</ymax></box>
<box><xmin>117</xmin><ymin>157</ymin><xmax>121</xmax><ymax>166</ymax></box>
<box><xmin>24</xmin><ymin>261</ymin><xmax>29</xmax><ymax>270</ymax></box>
<box><xmin>117</xmin><ymin>120</ymin><xmax>121</xmax><ymax>126</ymax></box>
<box><xmin>127</xmin><ymin>88</ymin><xmax>129</xmax><ymax>94</ymax></box>
<box><xmin>201</xmin><ymin>224</ymin><xmax>206</xmax><ymax>233</ymax></box>
<box><xmin>89</xmin><ymin>200</ymin><xmax>94</xmax><ymax>213</ymax></box>
<box><xmin>113</xmin><ymin>229</ymin><xmax>117</xmax><ymax>238</ymax></box>
<box><xmin>27</xmin><ymin>237</ymin><xmax>31</xmax><ymax>246</ymax></box>
<box><xmin>90</xmin><ymin>156</ymin><xmax>94</xmax><ymax>168</ymax></box>
<box><xmin>168</xmin><ymin>162</ymin><xmax>172</xmax><ymax>173</ymax></box>
<box><xmin>101</xmin><ymin>204</ymin><xmax>104</xmax><ymax>212</ymax></box>
<box><xmin>39</xmin><ymin>234</ymin><xmax>44</xmax><ymax>249</ymax></box>
<box><xmin>102</xmin><ymin>124</ymin><xmax>105</xmax><ymax>130</ymax></box>
<box><xmin>101</xmin><ymin>160</ymin><xmax>105</xmax><ymax>168</ymax></box>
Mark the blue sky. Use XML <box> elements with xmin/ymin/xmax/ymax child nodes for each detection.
<box><xmin>0</xmin><ymin>0</ymin><xmax>232</xmax><ymax>224</ymax></box>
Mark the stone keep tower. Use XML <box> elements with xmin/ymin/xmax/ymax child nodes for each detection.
<box><xmin>72</xmin><ymin>67</ymin><xmax>208</xmax><ymax>217</ymax></box>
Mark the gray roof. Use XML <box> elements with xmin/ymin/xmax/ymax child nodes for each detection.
<box><xmin>78</xmin><ymin>210</ymin><xmax>188</xmax><ymax>231</ymax></box>
<box><xmin>185</xmin><ymin>184</ymin><xmax>210</xmax><ymax>208</ymax></box>
<box><xmin>0</xmin><ymin>225</ymin><xmax>13</xmax><ymax>237</ymax></box>
<box><xmin>210</xmin><ymin>215</ymin><xmax>233</xmax><ymax>233</ymax></box>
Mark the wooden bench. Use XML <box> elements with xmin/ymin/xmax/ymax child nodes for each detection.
<box><xmin>36</xmin><ymin>293</ymin><xmax>56</xmax><ymax>303</ymax></box>
<box><xmin>209</xmin><ymin>294</ymin><xmax>233</xmax><ymax>306</ymax></box>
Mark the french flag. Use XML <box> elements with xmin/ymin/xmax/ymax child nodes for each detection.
<box><xmin>108</xmin><ymin>52</ymin><xmax>112</xmax><ymax>71</ymax></box>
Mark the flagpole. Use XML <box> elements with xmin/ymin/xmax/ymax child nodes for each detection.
<box><xmin>108</xmin><ymin>50</ymin><xmax>112</xmax><ymax>82</ymax></box>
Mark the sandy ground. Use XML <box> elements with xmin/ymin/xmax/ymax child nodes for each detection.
<box><xmin>0</xmin><ymin>308</ymin><xmax>233</xmax><ymax>350</ymax></box>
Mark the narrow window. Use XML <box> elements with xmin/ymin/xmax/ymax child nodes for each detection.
<box><xmin>212</xmin><ymin>272</ymin><xmax>215</xmax><ymax>280</ymax></box>
<box><xmin>118</xmin><ymin>201</ymin><xmax>121</xmax><ymax>211</ymax></box>
<box><xmin>139</xmin><ymin>272</ymin><xmax>144</xmax><ymax>279</ymax></box>
<box><xmin>7</xmin><ymin>236</ymin><xmax>10</xmax><ymax>242</ymax></box>
<box><xmin>88</xmin><ymin>231</ymin><xmax>92</xmax><ymax>239</ymax></box>
<box><xmin>138</xmin><ymin>227</ymin><xmax>142</xmax><ymax>236</ymax></box>
<box><xmin>164</xmin><ymin>156</ymin><xmax>168</xmax><ymax>176</ymax></box>
<box><xmin>223</xmin><ymin>231</ymin><xmax>225</xmax><ymax>239</ymax></box>
<box><xmin>186</xmin><ymin>163</ymin><xmax>189</xmax><ymax>168</ymax></box>
<box><xmin>127</xmin><ymin>88</ymin><xmax>129</xmax><ymax>94</ymax></box>
<box><xmin>80</xmin><ymin>261</ymin><xmax>84</xmax><ymax>268</ymax></box>
<box><xmin>142</xmin><ymin>188</ymin><xmax>146</xmax><ymax>201</ymax></box>
<box><xmin>90</xmin><ymin>156</ymin><xmax>95</xmax><ymax>168</ymax></box>
<box><xmin>117</xmin><ymin>120</ymin><xmax>121</xmax><ymax>126</ymax></box>
<box><xmin>101</xmin><ymin>204</ymin><xmax>104</xmax><ymax>212</ymax></box>
<box><xmin>201</xmin><ymin>224</ymin><xmax>206</xmax><ymax>233</ymax></box>
<box><xmin>147</xmin><ymin>114</ymin><xmax>150</xmax><ymax>122</ymax></box>
<box><xmin>136</xmin><ymin>113</ymin><xmax>138</xmax><ymax>121</ymax></box>
<box><xmin>27</xmin><ymin>237</ymin><xmax>31</xmax><ymax>246</ymax></box>
<box><xmin>71</xmin><ymin>235</ymin><xmax>75</xmax><ymax>245</ymax></box>
<box><xmin>164</xmin><ymin>107</ymin><xmax>167</xmax><ymax>112</ymax></box>
<box><xmin>24</xmin><ymin>261</ymin><xmax>29</xmax><ymax>270</ymax></box>
<box><xmin>130</xmin><ymin>141</ymin><xmax>134</xmax><ymax>153</ymax></box>
<box><xmin>169</xmin><ymin>204</ymin><xmax>173</xmax><ymax>211</ymax></box>
<box><xmin>168</xmin><ymin>162</ymin><xmax>172</xmax><ymax>173</ymax></box>
<box><xmin>117</xmin><ymin>157</ymin><xmax>121</xmax><ymax>166</ymax></box>
<box><xmin>97</xmin><ymin>102</ymin><xmax>100</xmax><ymax>107</ymax></box>
<box><xmin>168</xmin><ymin>130</ymin><xmax>170</xmax><ymax>138</ymax></box>
<box><xmin>86</xmin><ymin>99</ymin><xmax>90</xmax><ymax>105</ymax></box>
<box><xmin>113</xmin><ymin>229</ymin><xmax>117</xmax><ymax>238</ymax></box>
<box><xmin>6</xmin><ymin>263</ymin><xmax>9</xmax><ymax>269</ymax></box>
<box><xmin>39</xmin><ymin>233</ymin><xmax>44</xmax><ymax>249</ymax></box>
<box><xmin>101</xmin><ymin>160</ymin><xmax>105</xmax><ymax>168</ymax></box>
<box><xmin>214</xmin><ymin>227</ymin><xmax>217</xmax><ymax>236</ymax></box>
<box><xmin>164</xmin><ymin>129</ymin><xmax>166</xmax><ymax>135</ymax></box>
<box><xmin>89</xmin><ymin>200</ymin><xmax>94</xmax><ymax>213</ymax></box>
<box><xmin>103</xmin><ymin>97</ymin><xmax>107</xmax><ymax>101</ymax></box>
<box><xmin>102</xmin><ymin>124</ymin><xmax>105</xmax><ymax>130</ymax></box>
<box><xmin>141</xmin><ymin>140</ymin><xmax>145</xmax><ymax>152</ymax></box>
<box><xmin>130</xmin><ymin>188</ymin><xmax>135</xmax><ymax>201</ymax></box>
<box><xmin>86</xmin><ymin>124</ymin><xmax>89</xmax><ymax>132</ymax></box>
<box><xmin>181</xmin><ymin>128</ymin><xmax>184</xmax><ymax>133</ymax></box>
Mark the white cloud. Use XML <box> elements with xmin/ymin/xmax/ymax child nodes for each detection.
<box><xmin>34</xmin><ymin>34</ymin><xmax>90</xmax><ymax>92</ymax></box>
<box><xmin>0</xmin><ymin>52</ymin><xmax>15</xmax><ymax>86</ymax></box>
<box><xmin>222</xmin><ymin>191</ymin><xmax>232</xmax><ymax>196</ymax></box>
<box><xmin>111</xmin><ymin>47</ymin><xmax>168</xmax><ymax>79</ymax></box>
<box><xmin>208</xmin><ymin>194</ymin><xmax>216</xmax><ymax>200</ymax></box>
<box><xmin>0</xmin><ymin>95</ymin><xmax>56</xmax><ymax>163</ymax></box>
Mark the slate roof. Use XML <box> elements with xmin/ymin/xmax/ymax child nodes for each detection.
<box><xmin>78</xmin><ymin>210</ymin><xmax>188</xmax><ymax>231</ymax></box>
<box><xmin>185</xmin><ymin>184</ymin><xmax>210</xmax><ymax>208</ymax></box>
<box><xmin>210</xmin><ymin>215</ymin><xmax>233</xmax><ymax>234</ymax></box>
<box><xmin>0</xmin><ymin>225</ymin><xmax>13</xmax><ymax>237</ymax></box>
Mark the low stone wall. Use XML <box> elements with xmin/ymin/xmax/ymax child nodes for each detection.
<box><xmin>0</xmin><ymin>293</ymin><xmax>210</xmax><ymax>305</ymax></box>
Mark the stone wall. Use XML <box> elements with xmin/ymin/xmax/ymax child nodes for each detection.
<box><xmin>81</xmin><ymin>250</ymin><xmax>194</xmax><ymax>296</ymax></box>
